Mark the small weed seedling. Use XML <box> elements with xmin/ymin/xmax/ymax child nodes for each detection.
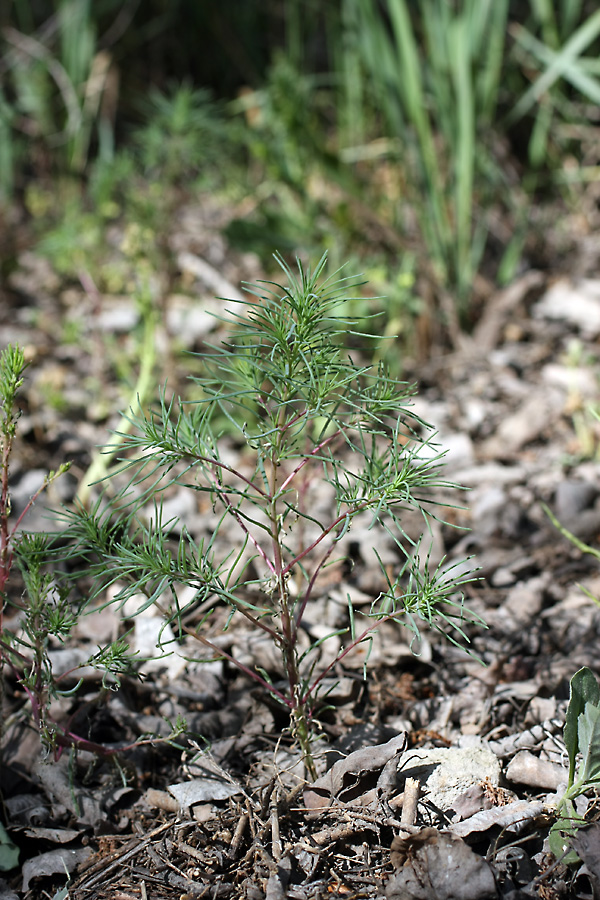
<box><xmin>550</xmin><ymin>666</ymin><xmax>600</xmax><ymax>861</ymax></box>
<box><xmin>0</xmin><ymin>345</ymin><xmax>69</xmax><ymax>747</ymax></box>
<box><xmin>0</xmin><ymin>344</ymin><xmax>147</xmax><ymax>757</ymax></box>
<box><xmin>65</xmin><ymin>254</ymin><xmax>482</xmax><ymax>779</ymax></box>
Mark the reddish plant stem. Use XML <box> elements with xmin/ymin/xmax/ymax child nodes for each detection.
<box><xmin>281</xmin><ymin>503</ymin><xmax>368</xmax><ymax>577</ymax></box>
<box><xmin>223</xmin><ymin>596</ymin><xmax>280</xmax><ymax>641</ymax></box>
<box><xmin>0</xmin><ymin>431</ymin><xmax>13</xmax><ymax>627</ymax></box>
<box><xmin>203</xmin><ymin>467</ymin><xmax>277</xmax><ymax>576</ymax></box>
<box><xmin>270</xmin><ymin>506</ymin><xmax>298</xmax><ymax>701</ymax></box>
<box><xmin>265</xmin><ymin>407</ymin><xmax>303</xmax><ymax>723</ymax></box>
<box><xmin>184</xmin><ymin>452</ymin><xmax>269</xmax><ymax>498</ymax></box>
<box><xmin>4</xmin><ymin>647</ymin><xmax>190</xmax><ymax>760</ymax></box>
<box><xmin>291</xmin><ymin>539</ymin><xmax>338</xmax><ymax>644</ymax></box>
<box><xmin>277</xmin><ymin>431</ymin><xmax>341</xmax><ymax>495</ymax></box>
<box><xmin>0</xmin><ymin>636</ymin><xmax>28</xmax><ymax>663</ymax></box>
<box><xmin>8</xmin><ymin>479</ymin><xmax>52</xmax><ymax>539</ymax></box>
<box><xmin>150</xmin><ymin>597</ymin><xmax>289</xmax><ymax>705</ymax></box>
<box><xmin>184</xmin><ymin>624</ymin><xmax>290</xmax><ymax>706</ymax></box>
<box><xmin>303</xmin><ymin>615</ymin><xmax>395</xmax><ymax>705</ymax></box>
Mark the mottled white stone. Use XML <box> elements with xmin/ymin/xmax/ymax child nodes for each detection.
<box><xmin>396</xmin><ymin>741</ymin><xmax>500</xmax><ymax>811</ymax></box>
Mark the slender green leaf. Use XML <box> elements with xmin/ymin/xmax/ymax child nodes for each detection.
<box><xmin>509</xmin><ymin>11</ymin><xmax>600</xmax><ymax>123</ymax></box>
<box><xmin>451</xmin><ymin>17</ymin><xmax>475</xmax><ymax>295</ymax></box>
<box><xmin>578</xmin><ymin>701</ymin><xmax>600</xmax><ymax>785</ymax></box>
<box><xmin>0</xmin><ymin>821</ymin><xmax>19</xmax><ymax>872</ymax></box>
<box><xmin>564</xmin><ymin>667</ymin><xmax>600</xmax><ymax>785</ymax></box>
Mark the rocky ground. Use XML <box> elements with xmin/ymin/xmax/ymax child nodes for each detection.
<box><xmin>2</xmin><ymin>211</ymin><xmax>600</xmax><ymax>899</ymax></box>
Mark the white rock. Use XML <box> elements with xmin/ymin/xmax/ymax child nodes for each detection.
<box><xmin>472</xmin><ymin>486</ymin><xmax>506</xmax><ymax>536</ymax></box>
<box><xmin>412</xmin><ymin>431</ymin><xmax>474</xmax><ymax>470</ymax></box>
<box><xmin>134</xmin><ymin>615</ymin><xmax>187</xmax><ymax>679</ymax></box>
<box><xmin>534</xmin><ymin>278</ymin><xmax>600</xmax><ymax>337</ymax></box>
<box><xmin>452</xmin><ymin>463</ymin><xmax>525</xmax><ymax>487</ymax></box>
<box><xmin>441</xmin><ymin>432</ymin><xmax>475</xmax><ymax>470</ymax></box>
<box><xmin>396</xmin><ymin>742</ymin><xmax>500</xmax><ymax>811</ymax></box>
<box><xmin>97</xmin><ymin>296</ymin><xmax>139</xmax><ymax>332</ymax></box>
<box><xmin>166</xmin><ymin>295</ymin><xmax>221</xmax><ymax>346</ymax></box>
<box><xmin>542</xmin><ymin>363</ymin><xmax>598</xmax><ymax>397</ymax></box>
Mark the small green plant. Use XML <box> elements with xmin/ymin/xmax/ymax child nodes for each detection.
<box><xmin>64</xmin><ymin>253</ymin><xmax>482</xmax><ymax>779</ymax></box>
<box><xmin>133</xmin><ymin>82</ymin><xmax>232</xmax><ymax>186</ymax></box>
<box><xmin>550</xmin><ymin>666</ymin><xmax>600</xmax><ymax>861</ymax></box>
<box><xmin>0</xmin><ymin>344</ymin><xmax>144</xmax><ymax>757</ymax></box>
<box><xmin>0</xmin><ymin>346</ymin><xmax>68</xmax><ymax>622</ymax></box>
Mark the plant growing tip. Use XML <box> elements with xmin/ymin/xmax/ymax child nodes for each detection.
<box><xmin>65</xmin><ymin>253</ymin><xmax>482</xmax><ymax>779</ymax></box>
<box><xmin>550</xmin><ymin>666</ymin><xmax>600</xmax><ymax>863</ymax></box>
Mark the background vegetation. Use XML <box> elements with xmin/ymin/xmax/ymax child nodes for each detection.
<box><xmin>2</xmin><ymin>0</ymin><xmax>600</xmax><ymax>347</ymax></box>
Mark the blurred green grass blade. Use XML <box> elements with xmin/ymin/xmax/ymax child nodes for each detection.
<box><xmin>352</xmin><ymin>0</ymin><xmax>404</xmax><ymax>133</ymax></box>
<box><xmin>58</xmin><ymin>0</ymin><xmax>97</xmax><ymax>170</ymax></box>
<box><xmin>344</xmin><ymin>0</ymin><xmax>509</xmax><ymax>308</ymax></box>
<box><xmin>560</xmin><ymin>64</ymin><xmax>600</xmax><ymax>102</ymax></box>
<box><xmin>450</xmin><ymin>17</ymin><xmax>475</xmax><ymax>296</ymax></box>
<box><xmin>336</xmin><ymin>1</ymin><xmax>366</xmax><ymax>146</ymax></box>
<box><xmin>59</xmin><ymin>0</ymin><xmax>94</xmax><ymax>87</ymax></box>
<box><xmin>387</xmin><ymin>0</ymin><xmax>452</xmax><ymax>270</ymax></box>
<box><xmin>509</xmin><ymin>10</ymin><xmax>600</xmax><ymax>123</ymax></box>
<box><xmin>12</xmin><ymin>0</ymin><xmax>35</xmax><ymax>32</ymax></box>
<box><xmin>513</xmin><ymin>24</ymin><xmax>600</xmax><ymax>105</ymax></box>
<box><xmin>579</xmin><ymin>58</ymin><xmax>600</xmax><ymax>74</ymax></box>
<box><xmin>531</xmin><ymin>0</ymin><xmax>560</xmax><ymax>48</ymax></box>
<box><xmin>421</xmin><ymin>1</ymin><xmax>452</xmax><ymax>142</ymax></box>
<box><xmin>561</xmin><ymin>0</ymin><xmax>584</xmax><ymax>41</ymax></box>
<box><xmin>529</xmin><ymin>99</ymin><xmax>553</xmax><ymax>167</ymax></box>
<box><xmin>475</xmin><ymin>0</ymin><xmax>509</xmax><ymax>120</ymax></box>
<box><xmin>0</xmin><ymin>92</ymin><xmax>15</xmax><ymax>198</ymax></box>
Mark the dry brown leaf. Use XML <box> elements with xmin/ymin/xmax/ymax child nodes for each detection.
<box><xmin>449</xmin><ymin>799</ymin><xmax>545</xmax><ymax>837</ymax></box>
<box><xmin>572</xmin><ymin>823</ymin><xmax>600</xmax><ymax>894</ymax></box>
<box><xmin>387</xmin><ymin>828</ymin><xmax>497</xmax><ymax>900</ymax></box>
<box><xmin>22</xmin><ymin>847</ymin><xmax>93</xmax><ymax>893</ymax></box>
<box><xmin>304</xmin><ymin>733</ymin><xmax>407</xmax><ymax>810</ymax></box>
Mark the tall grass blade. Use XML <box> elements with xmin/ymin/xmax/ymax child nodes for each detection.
<box><xmin>347</xmin><ymin>0</ymin><xmax>508</xmax><ymax>312</ymax></box>
<box><xmin>509</xmin><ymin>11</ymin><xmax>600</xmax><ymax>123</ymax></box>
<box><xmin>451</xmin><ymin>17</ymin><xmax>474</xmax><ymax>299</ymax></box>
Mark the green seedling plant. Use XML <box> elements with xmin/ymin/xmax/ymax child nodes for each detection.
<box><xmin>64</xmin><ymin>253</ymin><xmax>481</xmax><ymax>779</ymax></box>
<box><xmin>0</xmin><ymin>344</ymin><xmax>69</xmax><ymax>749</ymax></box>
<box><xmin>0</xmin><ymin>344</ymin><xmax>151</xmax><ymax>758</ymax></box>
<box><xmin>543</xmin><ymin>502</ymin><xmax>600</xmax><ymax>568</ymax></box>
<box><xmin>550</xmin><ymin>666</ymin><xmax>600</xmax><ymax>862</ymax></box>
<box><xmin>0</xmin><ymin>345</ymin><xmax>70</xmax><ymax>636</ymax></box>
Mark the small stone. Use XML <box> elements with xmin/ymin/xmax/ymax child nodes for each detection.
<box><xmin>534</xmin><ymin>278</ymin><xmax>600</xmax><ymax>337</ymax></box>
<box><xmin>491</xmin><ymin>566</ymin><xmax>518</xmax><ymax>588</ymax></box>
<box><xmin>472</xmin><ymin>486</ymin><xmax>506</xmax><ymax>537</ymax></box>
<box><xmin>506</xmin><ymin>750</ymin><xmax>566</xmax><ymax>790</ymax></box>
<box><xmin>396</xmin><ymin>742</ymin><xmax>500</xmax><ymax>812</ymax></box>
<box><xmin>555</xmin><ymin>480</ymin><xmax>598</xmax><ymax>521</ymax></box>
<box><xmin>501</xmin><ymin>575</ymin><xmax>547</xmax><ymax>626</ymax></box>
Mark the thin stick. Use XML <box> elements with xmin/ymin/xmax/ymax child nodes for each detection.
<box><xmin>400</xmin><ymin>777</ymin><xmax>420</xmax><ymax>826</ymax></box>
<box><xmin>270</xmin><ymin>786</ymin><xmax>282</xmax><ymax>861</ymax></box>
